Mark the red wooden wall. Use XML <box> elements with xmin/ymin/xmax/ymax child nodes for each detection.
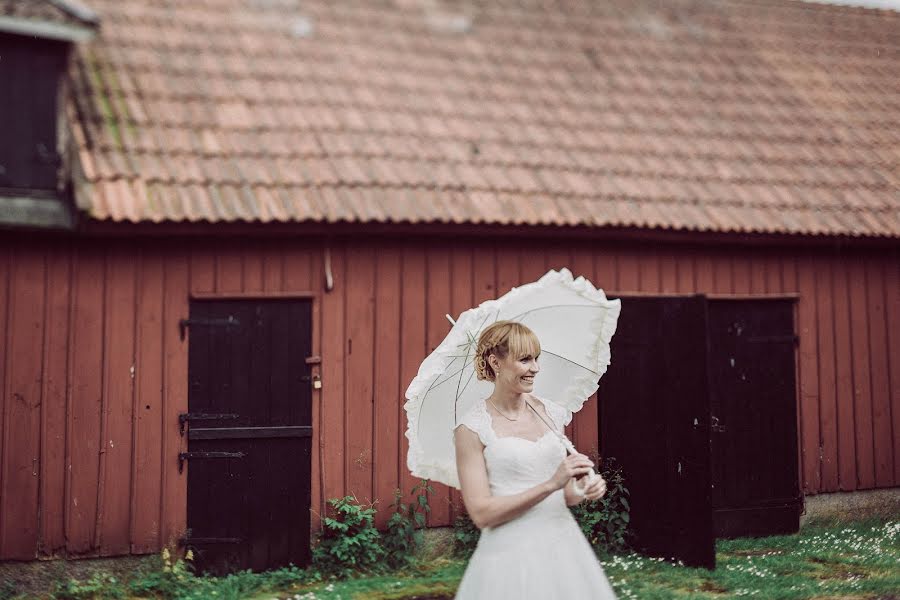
<box><xmin>0</xmin><ymin>235</ymin><xmax>897</xmax><ymax>559</ymax></box>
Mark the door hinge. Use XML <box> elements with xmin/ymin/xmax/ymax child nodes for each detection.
<box><xmin>178</xmin><ymin>451</ymin><xmax>246</xmax><ymax>473</ymax></box>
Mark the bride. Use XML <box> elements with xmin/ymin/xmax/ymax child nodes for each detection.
<box><xmin>453</xmin><ymin>321</ymin><xmax>618</xmax><ymax>599</ymax></box>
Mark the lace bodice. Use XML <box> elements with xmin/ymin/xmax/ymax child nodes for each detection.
<box><xmin>455</xmin><ymin>398</ymin><xmax>573</xmax><ymax>497</ymax></box>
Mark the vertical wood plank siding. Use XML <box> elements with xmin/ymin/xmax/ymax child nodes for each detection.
<box><xmin>0</xmin><ymin>237</ymin><xmax>897</xmax><ymax>559</ymax></box>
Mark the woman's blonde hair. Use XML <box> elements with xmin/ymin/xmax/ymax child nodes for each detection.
<box><xmin>473</xmin><ymin>320</ymin><xmax>541</xmax><ymax>382</ymax></box>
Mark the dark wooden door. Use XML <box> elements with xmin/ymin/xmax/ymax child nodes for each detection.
<box><xmin>707</xmin><ymin>299</ymin><xmax>801</xmax><ymax>538</ymax></box>
<box><xmin>599</xmin><ymin>296</ymin><xmax>715</xmax><ymax>569</ymax></box>
<box><xmin>183</xmin><ymin>300</ymin><xmax>312</xmax><ymax>575</ymax></box>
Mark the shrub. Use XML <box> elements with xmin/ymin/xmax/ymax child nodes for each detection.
<box><xmin>452</xmin><ymin>512</ymin><xmax>481</xmax><ymax>558</ymax></box>
<box><xmin>569</xmin><ymin>456</ymin><xmax>633</xmax><ymax>554</ymax></box>
<box><xmin>313</xmin><ymin>495</ymin><xmax>386</xmax><ymax>577</ymax></box>
<box><xmin>382</xmin><ymin>480</ymin><xmax>433</xmax><ymax>568</ymax></box>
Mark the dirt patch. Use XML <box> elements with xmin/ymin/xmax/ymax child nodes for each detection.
<box><xmin>0</xmin><ymin>554</ymin><xmax>157</xmax><ymax>597</ymax></box>
<box><xmin>698</xmin><ymin>580</ymin><xmax>729</xmax><ymax>594</ymax></box>
<box><xmin>807</xmin><ymin>556</ymin><xmax>869</xmax><ymax>580</ymax></box>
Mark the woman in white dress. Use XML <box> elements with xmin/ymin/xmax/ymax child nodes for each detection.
<box><xmin>454</xmin><ymin>321</ymin><xmax>618</xmax><ymax>599</ymax></box>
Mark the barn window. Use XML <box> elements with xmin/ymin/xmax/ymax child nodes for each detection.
<box><xmin>0</xmin><ymin>1</ymin><xmax>97</xmax><ymax>229</ymax></box>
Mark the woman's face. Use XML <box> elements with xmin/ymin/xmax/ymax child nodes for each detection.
<box><xmin>491</xmin><ymin>351</ymin><xmax>540</xmax><ymax>393</ymax></box>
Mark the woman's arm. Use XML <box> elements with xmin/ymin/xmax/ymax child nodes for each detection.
<box><xmin>455</xmin><ymin>425</ymin><xmax>593</xmax><ymax>529</ymax></box>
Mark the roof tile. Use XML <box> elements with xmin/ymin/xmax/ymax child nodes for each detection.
<box><xmin>67</xmin><ymin>0</ymin><xmax>900</xmax><ymax>237</ymax></box>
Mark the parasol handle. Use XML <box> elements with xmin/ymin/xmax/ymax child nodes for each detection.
<box><xmin>562</xmin><ymin>437</ymin><xmax>602</xmax><ymax>498</ymax></box>
<box><xmin>446</xmin><ymin>314</ymin><xmax>456</xmax><ymax>326</ymax></box>
<box><xmin>525</xmin><ymin>400</ymin><xmax>603</xmax><ymax>498</ymax></box>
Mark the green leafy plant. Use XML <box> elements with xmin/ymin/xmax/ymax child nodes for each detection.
<box><xmin>382</xmin><ymin>479</ymin><xmax>433</xmax><ymax>568</ymax></box>
<box><xmin>52</xmin><ymin>572</ymin><xmax>127</xmax><ymax>600</ymax></box>
<box><xmin>452</xmin><ymin>511</ymin><xmax>481</xmax><ymax>558</ymax></box>
<box><xmin>127</xmin><ymin>547</ymin><xmax>195</xmax><ymax>598</ymax></box>
<box><xmin>569</xmin><ymin>456</ymin><xmax>632</xmax><ymax>554</ymax></box>
<box><xmin>313</xmin><ymin>495</ymin><xmax>386</xmax><ymax>577</ymax></box>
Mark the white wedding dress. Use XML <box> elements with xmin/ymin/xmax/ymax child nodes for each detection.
<box><xmin>453</xmin><ymin>399</ymin><xmax>618</xmax><ymax>600</ymax></box>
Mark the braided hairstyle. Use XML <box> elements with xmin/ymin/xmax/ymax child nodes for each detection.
<box><xmin>473</xmin><ymin>321</ymin><xmax>541</xmax><ymax>382</ymax></box>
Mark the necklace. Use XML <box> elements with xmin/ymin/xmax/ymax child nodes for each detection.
<box><xmin>488</xmin><ymin>397</ymin><xmax>526</xmax><ymax>421</ymax></box>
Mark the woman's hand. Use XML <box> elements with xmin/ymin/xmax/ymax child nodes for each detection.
<box><xmin>582</xmin><ymin>474</ymin><xmax>607</xmax><ymax>501</ymax></box>
<box><xmin>548</xmin><ymin>453</ymin><xmax>594</xmax><ymax>491</ymax></box>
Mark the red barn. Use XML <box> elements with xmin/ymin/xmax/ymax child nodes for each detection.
<box><xmin>1</xmin><ymin>0</ymin><xmax>898</xmax><ymax>572</ymax></box>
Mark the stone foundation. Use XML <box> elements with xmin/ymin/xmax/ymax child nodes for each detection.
<box><xmin>800</xmin><ymin>487</ymin><xmax>900</xmax><ymax>527</ymax></box>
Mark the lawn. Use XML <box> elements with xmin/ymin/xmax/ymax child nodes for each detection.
<box><xmin>273</xmin><ymin>518</ymin><xmax>899</xmax><ymax>600</ymax></box>
<box><xmin>23</xmin><ymin>517</ymin><xmax>898</xmax><ymax>600</ymax></box>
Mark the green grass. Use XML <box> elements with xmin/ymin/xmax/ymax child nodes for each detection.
<box><xmin>17</xmin><ymin>518</ymin><xmax>898</xmax><ymax>600</ymax></box>
<box><xmin>274</xmin><ymin>518</ymin><xmax>898</xmax><ymax>600</ymax></box>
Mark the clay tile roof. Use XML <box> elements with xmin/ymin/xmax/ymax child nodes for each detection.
<box><xmin>67</xmin><ymin>0</ymin><xmax>900</xmax><ymax>237</ymax></box>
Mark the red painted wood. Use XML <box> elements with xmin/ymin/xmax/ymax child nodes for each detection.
<box><xmin>796</xmin><ymin>255</ymin><xmax>821</xmax><ymax>494</ymax></box>
<box><xmin>162</xmin><ymin>251</ymin><xmax>189</xmax><ymax>547</ymax></box>
<box><xmin>639</xmin><ymin>248</ymin><xmax>661</xmax><ymax>292</ymax></box>
<box><xmin>847</xmin><ymin>257</ymin><xmax>875</xmax><ymax>489</ymax></box>
<box><xmin>546</xmin><ymin>245</ymin><xmax>570</xmax><ymax>275</ymax></box>
<box><xmin>344</xmin><ymin>246</ymin><xmax>375</xmax><ymax>504</ymax></box>
<box><xmin>814</xmin><ymin>257</ymin><xmax>839</xmax><ymax>491</ymax></box>
<box><xmin>732</xmin><ymin>253</ymin><xmax>752</xmax><ymax>294</ymax></box>
<box><xmin>0</xmin><ymin>249</ymin><xmax>45</xmax><ymax>558</ymax></box>
<box><xmin>594</xmin><ymin>246</ymin><xmax>616</xmax><ymax>294</ymax></box>
<box><xmin>885</xmin><ymin>257</ymin><xmax>900</xmax><ymax>484</ymax></box>
<box><xmin>676</xmin><ymin>249</ymin><xmax>695</xmax><ymax>293</ymax></box>
<box><xmin>242</xmin><ymin>245</ymin><xmax>264</xmax><ymax>293</ymax></box>
<box><xmin>694</xmin><ymin>254</ymin><xmax>714</xmax><ymax>294</ymax></box>
<box><xmin>425</xmin><ymin>245</ymin><xmax>452</xmax><ymax>526</ymax></box>
<box><xmin>97</xmin><ymin>249</ymin><xmax>136</xmax><ymax>556</ymax></box>
<box><xmin>4</xmin><ymin>236</ymin><xmax>899</xmax><ymax>559</ymax></box>
<box><xmin>781</xmin><ymin>256</ymin><xmax>796</xmax><ymax>295</ymax></box>
<box><xmin>519</xmin><ymin>244</ymin><xmax>548</xmax><ymax>286</ymax></box>
<box><xmin>865</xmin><ymin>258</ymin><xmax>894</xmax><ymax>487</ymax></box>
<box><xmin>39</xmin><ymin>247</ymin><xmax>71</xmax><ymax>556</ymax></box>
<box><xmin>0</xmin><ymin>246</ymin><xmax>7</xmax><ymax>556</ymax></box>
<box><xmin>67</xmin><ymin>248</ymin><xmax>105</xmax><ymax>554</ymax></box>
<box><xmin>832</xmin><ymin>257</ymin><xmax>856</xmax><ymax>490</ymax></box>
<box><xmin>283</xmin><ymin>245</ymin><xmax>313</xmax><ymax>292</ymax></box>
<box><xmin>765</xmin><ymin>253</ymin><xmax>783</xmax><ymax>294</ymax></box>
<box><xmin>189</xmin><ymin>244</ymin><xmax>215</xmax><ymax>294</ymax></box>
<box><xmin>617</xmin><ymin>250</ymin><xmax>639</xmax><ymax>292</ymax></box>
<box><xmin>262</xmin><ymin>241</ymin><xmax>283</xmax><ymax>292</ymax></box>
<box><xmin>132</xmin><ymin>253</ymin><xmax>164</xmax><ymax>553</ymax></box>
<box><xmin>399</xmin><ymin>244</ymin><xmax>427</xmax><ymax>511</ymax></box>
<box><xmin>319</xmin><ymin>244</ymin><xmax>345</xmax><ymax>509</ymax></box>
<box><xmin>310</xmin><ymin>246</ymin><xmax>323</xmax><ymax>526</ymax></box>
<box><xmin>473</xmin><ymin>242</ymin><xmax>498</xmax><ymax>306</ymax></box>
<box><xmin>373</xmin><ymin>246</ymin><xmax>402</xmax><ymax>528</ymax></box>
<box><xmin>216</xmin><ymin>247</ymin><xmax>242</xmax><ymax>293</ymax></box>
<box><xmin>659</xmin><ymin>251</ymin><xmax>677</xmax><ymax>293</ymax></box>
<box><xmin>711</xmin><ymin>253</ymin><xmax>733</xmax><ymax>294</ymax></box>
